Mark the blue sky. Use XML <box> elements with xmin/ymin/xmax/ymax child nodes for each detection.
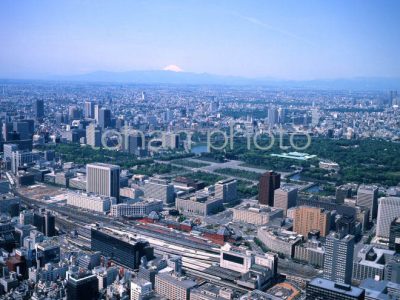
<box><xmin>0</xmin><ymin>0</ymin><xmax>399</xmax><ymax>80</ymax></box>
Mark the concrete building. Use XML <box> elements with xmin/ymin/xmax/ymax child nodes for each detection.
<box><xmin>306</xmin><ymin>277</ymin><xmax>365</xmax><ymax>300</ymax></box>
<box><xmin>293</xmin><ymin>206</ymin><xmax>331</xmax><ymax>237</ymax></box>
<box><xmin>258</xmin><ymin>171</ymin><xmax>280</xmax><ymax>206</ymax></box>
<box><xmin>215</xmin><ymin>179</ymin><xmax>237</xmax><ymax>204</ymax></box>
<box><xmin>86</xmin><ymin>163</ymin><xmax>120</xmax><ymax>201</ymax></box>
<box><xmin>273</xmin><ymin>185</ymin><xmax>298</xmax><ymax>215</ymax></box>
<box><xmin>86</xmin><ymin>123</ymin><xmax>102</xmax><ymax>148</ymax></box>
<box><xmin>175</xmin><ymin>194</ymin><xmax>223</xmax><ymax>217</ymax></box>
<box><xmin>110</xmin><ymin>199</ymin><xmax>163</xmax><ymax>217</ymax></box>
<box><xmin>162</xmin><ymin>132</ymin><xmax>179</xmax><ymax>149</ymax></box>
<box><xmin>154</xmin><ymin>272</ymin><xmax>196</xmax><ymax>300</ymax></box>
<box><xmin>257</xmin><ymin>227</ymin><xmax>303</xmax><ymax>258</ymax></box>
<box><xmin>357</xmin><ymin>185</ymin><xmax>379</xmax><ymax>220</ymax></box>
<box><xmin>376</xmin><ymin>197</ymin><xmax>400</xmax><ymax>238</ymax></box>
<box><xmin>352</xmin><ymin>245</ymin><xmax>395</xmax><ymax>282</ymax></box>
<box><xmin>131</xmin><ymin>278</ymin><xmax>153</xmax><ymax>300</ymax></box>
<box><xmin>84</xmin><ymin>101</ymin><xmax>94</xmax><ymax>118</ymax></box>
<box><xmin>294</xmin><ymin>239</ymin><xmax>325</xmax><ymax>268</ymax></box>
<box><xmin>323</xmin><ymin>233</ymin><xmax>355</xmax><ymax>284</ymax></box>
<box><xmin>143</xmin><ymin>177</ymin><xmax>175</xmax><ymax>205</ymax></box>
<box><xmin>231</xmin><ymin>203</ymin><xmax>283</xmax><ymax>225</ymax></box>
<box><xmin>67</xmin><ymin>191</ymin><xmax>116</xmax><ymax>213</ymax></box>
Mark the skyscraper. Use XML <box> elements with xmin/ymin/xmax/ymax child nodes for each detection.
<box><xmin>389</xmin><ymin>217</ymin><xmax>400</xmax><ymax>253</ymax></box>
<box><xmin>273</xmin><ymin>185</ymin><xmax>298</xmax><ymax>215</ymax></box>
<box><xmin>66</xmin><ymin>271</ymin><xmax>99</xmax><ymax>300</ymax></box>
<box><xmin>86</xmin><ymin>123</ymin><xmax>102</xmax><ymax>148</ymax></box>
<box><xmin>94</xmin><ymin>104</ymin><xmax>101</xmax><ymax>123</ymax></box>
<box><xmin>34</xmin><ymin>99</ymin><xmax>44</xmax><ymax>120</ymax></box>
<box><xmin>268</xmin><ymin>107</ymin><xmax>278</xmax><ymax>126</ymax></box>
<box><xmin>86</xmin><ymin>163</ymin><xmax>120</xmax><ymax>201</ymax></box>
<box><xmin>84</xmin><ymin>101</ymin><xmax>95</xmax><ymax>118</ymax></box>
<box><xmin>376</xmin><ymin>197</ymin><xmax>400</xmax><ymax>238</ymax></box>
<box><xmin>98</xmin><ymin>108</ymin><xmax>111</xmax><ymax>129</ymax></box>
<box><xmin>323</xmin><ymin>233</ymin><xmax>355</xmax><ymax>284</ymax></box>
<box><xmin>356</xmin><ymin>185</ymin><xmax>378</xmax><ymax>220</ymax></box>
<box><xmin>258</xmin><ymin>171</ymin><xmax>281</xmax><ymax>206</ymax></box>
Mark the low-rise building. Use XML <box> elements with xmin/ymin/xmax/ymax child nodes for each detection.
<box><xmin>232</xmin><ymin>203</ymin><xmax>283</xmax><ymax>225</ymax></box>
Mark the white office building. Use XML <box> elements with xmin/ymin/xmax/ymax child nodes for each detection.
<box><xmin>376</xmin><ymin>197</ymin><xmax>400</xmax><ymax>238</ymax></box>
<box><xmin>86</xmin><ymin>163</ymin><xmax>120</xmax><ymax>201</ymax></box>
<box><xmin>67</xmin><ymin>191</ymin><xmax>116</xmax><ymax>213</ymax></box>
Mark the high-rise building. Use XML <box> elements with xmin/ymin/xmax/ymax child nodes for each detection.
<box><xmin>91</xmin><ymin>228</ymin><xmax>153</xmax><ymax>270</ymax></box>
<box><xmin>336</xmin><ymin>185</ymin><xmax>353</xmax><ymax>204</ymax></box>
<box><xmin>86</xmin><ymin>123</ymin><xmax>102</xmax><ymax>148</ymax></box>
<box><xmin>390</xmin><ymin>218</ymin><xmax>400</xmax><ymax>253</ymax></box>
<box><xmin>323</xmin><ymin>233</ymin><xmax>355</xmax><ymax>284</ymax></box>
<box><xmin>377</xmin><ymin>197</ymin><xmax>400</xmax><ymax>238</ymax></box>
<box><xmin>258</xmin><ymin>171</ymin><xmax>281</xmax><ymax>206</ymax></box>
<box><xmin>162</xmin><ymin>132</ymin><xmax>179</xmax><ymax>149</ymax></box>
<box><xmin>94</xmin><ymin>104</ymin><xmax>101</xmax><ymax>123</ymax></box>
<box><xmin>273</xmin><ymin>185</ymin><xmax>298</xmax><ymax>215</ymax></box>
<box><xmin>33</xmin><ymin>210</ymin><xmax>56</xmax><ymax>237</ymax></box>
<box><xmin>84</xmin><ymin>101</ymin><xmax>95</xmax><ymax>118</ymax></box>
<box><xmin>293</xmin><ymin>206</ymin><xmax>331</xmax><ymax>237</ymax></box>
<box><xmin>98</xmin><ymin>108</ymin><xmax>111</xmax><ymax>129</ymax></box>
<box><xmin>215</xmin><ymin>179</ymin><xmax>237</xmax><ymax>204</ymax></box>
<box><xmin>306</xmin><ymin>278</ymin><xmax>365</xmax><ymax>300</ymax></box>
<box><xmin>66</xmin><ymin>271</ymin><xmax>99</xmax><ymax>300</ymax></box>
<box><xmin>34</xmin><ymin>99</ymin><xmax>44</xmax><ymax>120</ymax></box>
<box><xmin>143</xmin><ymin>177</ymin><xmax>175</xmax><ymax>205</ymax></box>
<box><xmin>268</xmin><ymin>107</ymin><xmax>278</xmax><ymax>126</ymax></box>
<box><xmin>155</xmin><ymin>272</ymin><xmax>196</xmax><ymax>300</ymax></box>
<box><xmin>357</xmin><ymin>185</ymin><xmax>378</xmax><ymax>220</ymax></box>
<box><xmin>86</xmin><ymin>163</ymin><xmax>120</xmax><ymax>201</ymax></box>
<box><xmin>122</xmin><ymin>133</ymin><xmax>144</xmax><ymax>155</ymax></box>
<box><xmin>68</xmin><ymin>105</ymin><xmax>81</xmax><ymax>121</ymax></box>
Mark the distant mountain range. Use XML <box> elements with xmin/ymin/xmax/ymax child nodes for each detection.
<box><xmin>3</xmin><ymin>70</ymin><xmax>400</xmax><ymax>90</ymax></box>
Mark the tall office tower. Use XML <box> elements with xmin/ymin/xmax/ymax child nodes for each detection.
<box><xmin>357</xmin><ymin>184</ymin><xmax>378</xmax><ymax>220</ymax></box>
<box><xmin>278</xmin><ymin>107</ymin><xmax>286</xmax><ymax>124</ymax></box>
<box><xmin>376</xmin><ymin>197</ymin><xmax>400</xmax><ymax>238</ymax></box>
<box><xmin>273</xmin><ymin>185</ymin><xmax>298</xmax><ymax>215</ymax></box>
<box><xmin>86</xmin><ymin>123</ymin><xmax>102</xmax><ymax>148</ymax></box>
<box><xmin>86</xmin><ymin>163</ymin><xmax>120</xmax><ymax>201</ymax></box>
<box><xmin>385</xmin><ymin>255</ymin><xmax>400</xmax><ymax>284</ymax></box>
<box><xmin>91</xmin><ymin>228</ymin><xmax>154</xmax><ymax>270</ymax></box>
<box><xmin>13</xmin><ymin>120</ymin><xmax>32</xmax><ymax>140</ymax></box>
<box><xmin>34</xmin><ymin>99</ymin><xmax>44</xmax><ymax>119</ymax></box>
<box><xmin>258</xmin><ymin>171</ymin><xmax>281</xmax><ymax>206</ymax></box>
<box><xmin>293</xmin><ymin>206</ymin><xmax>331</xmax><ymax>237</ymax></box>
<box><xmin>143</xmin><ymin>177</ymin><xmax>175</xmax><ymax>205</ymax></box>
<box><xmin>323</xmin><ymin>233</ymin><xmax>355</xmax><ymax>284</ymax></box>
<box><xmin>69</xmin><ymin>105</ymin><xmax>81</xmax><ymax>121</ymax></box>
<box><xmin>268</xmin><ymin>107</ymin><xmax>278</xmax><ymax>126</ymax></box>
<box><xmin>215</xmin><ymin>179</ymin><xmax>238</xmax><ymax>204</ymax></box>
<box><xmin>389</xmin><ymin>218</ymin><xmax>400</xmax><ymax>253</ymax></box>
<box><xmin>34</xmin><ymin>210</ymin><xmax>55</xmax><ymax>237</ymax></box>
<box><xmin>11</xmin><ymin>150</ymin><xmax>35</xmax><ymax>174</ymax></box>
<box><xmin>335</xmin><ymin>185</ymin><xmax>352</xmax><ymax>204</ymax></box>
<box><xmin>162</xmin><ymin>132</ymin><xmax>179</xmax><ymax>149</ymax></box>
<box><xmin>84</xmin><ymin>101</ymin><xmax>95</xmax><ymax>118</ymax></box>
<box><xmin>122</xmin><ymin>133</ymin><xmax>144</xmax><ymax>155</ymax></box>
<box><xmin>311</xmin><ymin>108</ymin><xmax>320</xmax><ymax>126</ymax></box>
<box><xmin>66</xmin><ymin>271</ymin><xmax>99</xmax><ymax>300</ymax></box>
<box><xmin>98</xmin><ymin>108</ymin><xmax>111</xmax><ymax>129</ymax></box>
<box><xmin>3</xmin><ymin>143</ymin><xmax>18</xmax><ymax>161</ymax></box>
<box><xmin>306</xmin><ymin>278</ymin><xmax>365</xmax><ymax>300</ymax></box>
<box><xmin>94</xmin><ymin>104</ymin><xmax>101</xmax><ymax>123</ymax></box>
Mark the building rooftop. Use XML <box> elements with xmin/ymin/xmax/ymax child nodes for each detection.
<box><xmin>308</xmin><ymin>277</ymin><xmax>364</xmax><ymax>297</ymax></box>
